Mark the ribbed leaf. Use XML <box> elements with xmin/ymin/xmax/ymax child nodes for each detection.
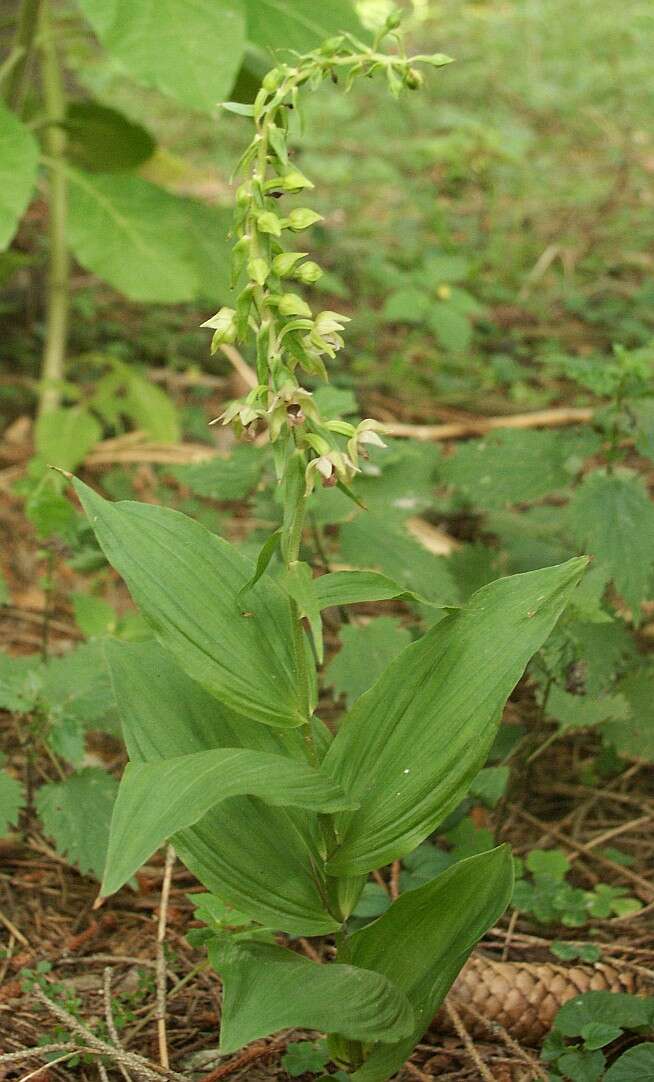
<box><xmin>314</xmin><ymin>570</ymin><xmax>432</xmax><ymax>610</ymax></box>
<box><xmin>0</xmin><ymin>101</ymin><xmax>39</xmax><ymax>249</ymax></box>
<box><xmin>324</xmin><ymin>559</ymin><xmax>587</xmax><ymax>875</ymax></box>
<box><xmin>103</xmin><ymin>748</ymin><xmax>356</xmax><ymax>896</ymax></box>
<box><xmin>75</xmin><ymin>481</ymin><xmax>306</xmax><ymax>728</ymax></box>
<box><xmin>346</xmin><ymin>847</ymin><xmax>513</xmax><ymax>1082</ymax></box>
<box><xmin>245</xmin><ymin>0</ymin><xmax>366</xmax><ymax>55</ymax></box>
<box><xmin>209</xmin><ymin>939</ymin><xmax>414</xmax><ymax>1055</ymax></box>
<box><xmin>106</xmin><ymin>641</ymin><xmax>339</xmax><ymax>934</ymax></box>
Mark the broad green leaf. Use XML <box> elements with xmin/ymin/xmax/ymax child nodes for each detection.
<box><xmin>121</xmin><ymin>369</ymin><xmax>180</xmax><ymax>442</ymax></box>
<box><xmin>77</xmin><ymin>0</ymin><xmax>246</xmax><ymax>112</ymax></box>
<box><xmin>442</xmin><ymin>429</ymin><xmax>600</xmax><ymax>510</ymax></box>
<box><xmin>605</xmin><ymin>1044</ymin><xmax>654</xmax><ymax>1081</ymax></box>
<box><xmin>315</xmin><ymin>571</ymin><xmax>431</xmax><ymax>610</ymax></box>
<box><xmin>41</xmin><ymin>642</ymin><xmax>118</xmax><ymax>732</ymax></box>
<box><xmin>36</xmin><ymin>768</ymin><xmax>119</xmax><ymax>879</ymax></box>
<box><xmin>107</xmin><ymin>640</ymin><xmax>340</xmax><ymax>934</ymax></box>
<box><xmin>421</xmin><ymin>252</ymin><xmax>469</xmax><ymax>284</ymax></box>
<box><xmin>72</xmin><ymin>592</ymin><xmax>117</xmax><ymax>638</ymax></box>
<box><xmin>64</xmin><ymin>101</ymin><xmax>155</xmax><ymax>172</ymax></box>
<box><xmin>427</xmin><ymin>301</ymin><xmax>472</xmax><ymax>351</ymax></box>
<box><xmin>324</xmin><ymin>558</ymin><xmax>587</xmax><ymax>875</ymax></box>
<box><xmin>568</xmin><ymin>469</ymin><xmax>654</xmax><ymax>616</ymax></box>
<box><xmin>103</xmin><ymin>747</ymin><xmax>356</xmax><ymax>896</ymax></box>
<box><xmin>469</xmin><ymin>765</ymin><xmax>509</xmax><ymax>807</ymax></box>
<box><xmin>339</xmin><ymin>514</ymin><xmax>458</xmax><ymax>606</ymax></box>
<box><xmin>546</xmin><ymin>685</ymin><xmax>629</xmax><ymax>731</ymax></box>
<box><xmin>245</xmin><ymin>0</ymin><xmax>366</xmax><ymax>54</ymax></box>
<box><xmin>0</xmin><ymin>101</ymin><xmax>39</xmax><ymax>249</ymax></box>
<box><xmin>67</xmin><ymin>171</ymin><xmax>197</xmax><ymax>302</ymax></box>
<box><xmin>75</xmin><ymin>481</ymin><xmax>306</xmax><ymax>728</ymax></box>
<box><xmin>346</xmin><ymin>847</ymin><xmax>513</xmax><ymax>1082</ymax></box>
<box><xmin>283</xmin><ymin>560</ymin><xmax>323</xmax><ymax>662</ymax></box>
<box><xmin>382</xmin><ymin>287</ymin><xmax>430</xmax><ymax>324</ymax></box>
<box><xmin>326</xmin><ymin>619</ymin><xmax>411</xmax><ymax>708</ymax></box>
<box><xmin>353</xmin><ymin>442</ymin><xmax>441</xmax><ymax>519</ymax></box>
<box><xmin>209</xmin><ymin>939</ymin><xmax>414</xmax><ymax>1055</ymax></box>
<box><xmin>35</xmin><ymin>407</ymin><xmax>101</xmax><ymax>471</ymax></box>
<box><xmin>602</xmin><ymin>666</ymin><xmax>654</xmax><ymax>761</ymax></box>
<box><xmin>170</xmin><ymin>446</ymin><xmax>265</xmax><ymax>501</ymax></box>
<box><xmin>555</xmin><ymin>991</ymin><xmax>654</xmax><ymax>1037</ymax></box>
<box><xmin>0</xmin><ymin>771</ymin><xmax>25</xmax><ymax>836</ymax></box>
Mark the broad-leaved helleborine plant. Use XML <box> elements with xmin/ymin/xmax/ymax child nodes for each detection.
<box><xmin>73</xmin><ymin>14</ymin><xmax>587</xmax><ymax>1080</ymax></box>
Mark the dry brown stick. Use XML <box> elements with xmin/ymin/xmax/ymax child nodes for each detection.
<box><xmin>510</xmin><ymin>804</ymin><xmax>654</xmax><ymax>901</ymax></box>
<box><xmin>0</xmin><ymin>1044</ymin><xmax>78</xmax><ymax>1065</ymax></box>
<box><xmin>220</xmin><ymin>344</ymin><xmax>258</xmax><ymax>390</ymax></box>
<box><xmin>156</xmin><ymin>845</ymin><xmax>176</xmax><ymax>1071</ymax></box>
<box><xmin>445</xmin><ymin>1000</ymin><xmax>498</xmax><ymax>1082</ymax></box>
<box><xmin>196</xmin><ymin>1039</ymin><xmax>287</xmax><ymax>1082</ymax></box>
<box><xmin>103</xmin><ymin>967</ymin><xmax>134</xmax><ymax>1082</ymax></box>
<box><xmin>404</xmin><ymin>1060</ymin><xmax>432</xmax><ymax>1081</ymax></box>
<box><xmin>33</xmin><ymin>985</ymin><xmax>187</xmax><ymax>1082</ymax></box>
<box><xmin>384</xmin><ymin>406</ymin><xmax>594</xmax><ymax>442</ymax></box>
<box><xmin>390</xmin><ymin>860</ymin><xmax>401</xmax><ymax>901</ymax></box>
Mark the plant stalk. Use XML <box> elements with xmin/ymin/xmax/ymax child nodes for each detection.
<box><xmin>1</xmin><ymin>0</ymin><xmax>43</xmax><ymax>114</ymax></box>
<box><xmin>38</xmin><ymin>1</ymin><xmax>69</xmax><ymax>417</ymax></box>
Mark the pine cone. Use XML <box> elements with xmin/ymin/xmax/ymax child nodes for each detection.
<box><xmin>437</xmin><ymin>954</ymin><xmax>636</xmax><ymax>1044</ymax></box>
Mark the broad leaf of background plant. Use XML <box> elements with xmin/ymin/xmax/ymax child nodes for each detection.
<box><xmin>67</xmin><ymin>172</ymin><xmax>230</xmax><ymax>303</ymax></box>
<box><xmin>345</xmin><ymin>847</ymin><xmax>513</xmax><ymax>1082</ymax></box>
<box><xmin>121</xmin><ymin>369</ymin><xmax>180</xmax><ymax>442</ymax></box>
<box><xmin>209</xmin><ymin>939</ymin><xmax>414</xmax><ymax>1055</ymax></box>
<box><xmin>35</xmin><ymin>407</ymin><xmax>101</xmax><ymax>471</ymax></box>
<box><xmin>567</xmin><ymin>469</ymin><xmax>654</xmax><ymax>617</ymax></box>
<box><xmin>103</xmin><ymin>748</ymin><xmax>355</xmax><ymax>895</ymax></box>
<box><xmin>35</xmin><ymin>768</ymin><xmax>119</xmax><ymax>879</ymax></box>
<box><xmin>441</xmin><ymin>429</ymin><xmax>600</xmax><ymax>510</ymax></box>
<box><xmin>0</xmin><ymin>101</ymin><xmax>39</xmax><ymax>249</ymax></box>
<box><xmin>0</xmin><ymin>769</ymin><xmax>25</xmax><ymax>836</ymax></box>
<box><xmin>107</xmin><ymin>640</ymin><xmax>341</xmax><ymax>934</ymax></box>
<box><xmin>602</xmin><ymin>666</ymin><xmax>654</xmax><ymax>761</ymax></box>
<box><xmin>314</xmin><ymin>571</ymin><xmax>430</xmax><ymax>610</ymax></box>
<box><xmin>325</xmin><ymin>618</ymin><xmax>411</xmax><ymax>707</ymax></box>
<box><xmin>605</xmin><ymin>1044</ymin><xmax>654</xmax><ymax>1081</ymax></box>
<box><xmin>75</xmin><ymin>481</ymin><xmax>306</xmax><ymax>728</ymax></box>
<box><xmin>245</xmin><ymin>0</ymin><xmax>366</xmax><ymax>54</ymax></box>
<box><xmin>339</xmin><ymin>513</ymin><xmax>458</xmax><ymax>606</ymax></box>
<box><xmin>64</xmin><ymin>101</ymin><xmax>155</xmax><ymax>172</ymax></box>
<box><xmin>77</xmin><ymin>0</ymin><xmax>246</xmax><ymax>112</ymax></box>
<box><xmin>324</xmin><ymin>558</ymin><xmax>587</xmax><ymax>875</ymax></box>
<box><xmin>170</xmin><ymin>446</ymin><xmax>265</xmax><ymax>501</ymax></box>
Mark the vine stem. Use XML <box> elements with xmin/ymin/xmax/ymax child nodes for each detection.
<box><xmin>1</xmin><ymin>0</ymin><xmax>43</xmax><ymax>113</ymax></box>
<box><xmin>38</xmin><ymin>0</ymin><xmax>69</xmax><ymax>417</ymax></box>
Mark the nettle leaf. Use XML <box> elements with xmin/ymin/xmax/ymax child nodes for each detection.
<box><xmin>469</xmin><ymin>765</ymin><xmax>509</xmax><ymax>808</ymax></box>
<box><xmin>64</xmin><ymin>101</ymin><xmax>155</xmax><ymax>172</ymax></box>
<box><xmin>41</xmin><ymin>642</ymin><xmax>118</xmax><ymax>732</ymax></box>
<box><xmin>442</xmin><ymin>429</ymin><xmax>600</xmax><ymax>510</ymax></box>
<box><xmin>382</xmin><ymin>287</ymin><xmax>430</xmax><ymax>324</ymax></box>
<box><xmin>35</xmin><ymin>407</ymin><xmax>102</xmax><ymax>471</ymax></box>
<box><xmin>75</xmin><ymin>481</ymin><xmax>306</xmax><ymax>728</ymax></box>
<box><xmin>324</xmin><ymin>558</ymin><xmax>587</xmax><ymax>876</ymax></box>
<box><xmin>339</xmin><ymin>513</ymin><xmax>458</xmax><ymax>607</ymax></box>
<box><xmin>605</xmin><ymin>1044</ymin><xmax>654</xmax><ymax>1081</ymax></box>
<box><xmin>427</xmin><ymin>301</ymin><xmax>472</xmax><ymax>352</ymax></box>
<box><xmin>602</xmin><ymin>666</ymin><xmax>654</xmax><ymax>761</ymax></box>
<box><xmin>353</xmin><ymin>443</ymin><xmax>440</xmax><ymax>518</ymax></box>
<box><xmin>245</xmin><ymin>0</ymin><xmax>367</xmax><ymax>55</ymax></box>
<box><xmin>107</xmin><ymin>640</ymin><xmax>339</xmax><ymax>934</ymax></box>
<box><xmin>568</xmin><ymin>469</ymin><xmax>654</xmax><ymax>616</ymax></box>
<box><xmin>0</xmin><ymin>101</ymin><xmax>39</xmax><ymax>249</ymax></box>
<box><xmin>77</xmin><ymin>0</ymin><xmax>246</xmax><ymax>112</ymax></box>
<box><xmin>103</xmin><ymin>748</ymin><xmax>355</xmax><ymax>896</ymax></box>
<box><xmin>209</xmin><ymin>939</ymin><xmax>414</xmax><ymax>1055</ymax></box>
<box><xmin>0</xmin><ymin>771</ymin><xmax>25</xmax><ymax>836</ymax></box>
<box><xmin>35</xmin><ymin>768</ymin><xmax>119</xmax><ymax>879</ymax></box>
<box><xmin>546</xmin><ymin>685</ymin><xmax>630</xmax><ymax>731</ymax></box>
<box><xmin>67</xmin><ymin>171</ymin><xmax>230</xmax><ymax>303</ymax></box>
<box><xmin>325</xmin><ymin>618</ymin><xmax>412</xmax><ymax>708</ymax></box>
<box><xmin>120</xmin><ymin>369</ymin><xmax>180</xmax><ymax>443</ymax></box>
<box><xmin>171</xmin><ymin>446</ymin><xmax>265</xmax><ymax>501</ymax></box>
<box><xmin>345</xmin><ymin>847</ymin><xmax>513</xmax><ymax>1082</ymax></box>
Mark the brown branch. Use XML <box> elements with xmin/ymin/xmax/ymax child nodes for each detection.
<box><xmin>384</xmin><ymin>406</ymin><xmax>594</xmax><ymax>442</ymax></box>
<box><xmin>156</xmin><ymin>845</ymin><xmax>176</xmax><ymax>1071</ymax></box>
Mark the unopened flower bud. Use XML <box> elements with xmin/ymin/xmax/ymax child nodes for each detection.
<box><xmin>201</xmin><ymin>307</ymin><xmax>237</xmax><ymax>348</ymax></box>
<box><xmin>294</xmin><ymin>260</ymin><xmax>323</xmax><ymax>284</ymax></box>
<box><xmin>385</xmin><ymin>10</ymin><xmax>402</xmax><ymax>30</ymax></box>
<box><xmin>271</xmin><ymin>170</ymin><xmax>314</xmax><ymax>194</ymax></box>
<box><xmin>278</xmin><ymin>292</ymin><xmax>312</xmax><ymax>318</ymax></box>
<box><xmin>262</xmin><ymin>67</ymin><xmax>285</xmax><ymax>93</ymax></box>
<box><xmin>404</xmin><ymin>67</ymin><xmax>423</xmax><ymax>90</ymax></box>
<box><xmin>248</xmin><ymin>257</ymin><xmax>269</xmax><ymax>286</ymax></box>
<box><xmin>273</xmin><ymin>251</ymin><xmax>308</xmax><ymax>276</ymax></box>
<box><xmin>320</xmin><ymin>35</ymin><xmax>345</xmax><ymax>53</ymax></box>
<box><xmin>287</xmin><ymin>208</ymin><xmax>324</xmax><ymax>231</ymax></box>
<box><xmin>256</xmin><ymin>211</ymin><xmax>282</xmax><ymax>236</ymax></box>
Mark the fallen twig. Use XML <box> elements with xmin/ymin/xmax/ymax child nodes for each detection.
<box><xmin>384</xmin><ymin>406</ymin><xmax>594</xmax><ymax>442</ymax></box>
<box><xmin>156</xmin><ymin>845</ymin><xmax>176</xmax><ymax>1071</ymax></box>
